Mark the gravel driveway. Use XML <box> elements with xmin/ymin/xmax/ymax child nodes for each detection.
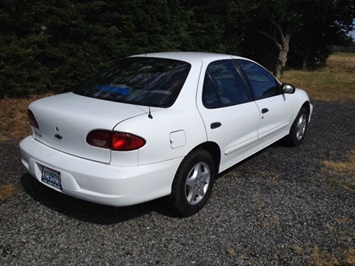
<box><xmin>1</xmin><ymin>100</ymin><xmax>354</xmax><ymax>265</ymax></box>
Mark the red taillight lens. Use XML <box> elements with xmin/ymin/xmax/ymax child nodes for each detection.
<box><xmin>28</xmin><ymin>109</ymin><xmax>39</xmax><ymax>129</ymax></box>
<box><xmin>111</xmin><ymin>132</ymin><xmax>146</xmax><ymax>151</ymax></box>
<box><xmin>87</xmin><ymin>130</ymin><xmax>146</xmax><ymax>151</ymax></box>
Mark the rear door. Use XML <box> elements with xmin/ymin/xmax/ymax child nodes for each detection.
<box><xmin>197</xmin><ymin>59</ymin><xmax>260</xmax><ymax>171</ymax></box>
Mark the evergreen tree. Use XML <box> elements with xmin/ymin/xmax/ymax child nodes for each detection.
<box><xmin>0</xmin><ymin>0</ymin><xmax>192</xmax><ymax>97</ymax></box>
<box><xmin>0</xmin><ymin>0</ymin><xmax>353</xmax><ymax>97</ymax></box>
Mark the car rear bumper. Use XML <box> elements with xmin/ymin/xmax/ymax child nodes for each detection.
<box><xmin>19</xmin><ymin>136</ymin><xmax>181</xmax><ymax>207</ymax></box>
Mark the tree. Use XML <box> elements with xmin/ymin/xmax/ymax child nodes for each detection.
<box><xmin>180</xmin><ymin>0</ymin><xmax>234</xmax><ymax>53</ymax></box>
<box><xmin>0</xmin><ymin>0</ymin><xmax>192</xmax><ymax>97</ymax></box>
<box><xmin>0</xmin><ymin>0</ymin><xmax>122</xmax><ymax>96</ymax></box>
<box><xmin>126</xmin><ymin>0</ymin><xmax>192</xmax><ymax>52</ymax></box>
<box><xmin>233</xmin><ymin>0</ymin><xmax>355</xmax><ymax>75</ymax></box>
<box><xmin>234</xmin><ymin>0</ymin><xmax>302</xmax><ymax>78</ymax></box>
<box><xmin>288</xmin><ymin>0</ymin><xmax>355</xmax><ymax>69</ymax></box>
<box><xmin>1</xmin><ymin>0</ymin><xmax>353</xmax><ymax>97</ymax></box>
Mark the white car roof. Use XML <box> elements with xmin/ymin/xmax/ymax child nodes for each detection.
<box><xmin>131</xmin><ymin>51</ymin><xmax>248</xmax><ymax>64</ymax></box>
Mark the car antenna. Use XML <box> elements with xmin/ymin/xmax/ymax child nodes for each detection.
<box><xmin>145</xmin><ymin>53</ymin><xmax>153</xmax><ymax>119</ymax></box>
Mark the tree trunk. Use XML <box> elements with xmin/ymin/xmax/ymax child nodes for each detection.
<box><xmin>275</xmin><ymin>33</ymin><xmax>291</xmax><ymax>79</ymax></box>
<box><xmin>302</xmin><ymin>52</ymin><xmax>309</xmax><ymax>70</ymax></box>
<box><xmin>254</xmin><ymin>16</ymin><xmax>292</xmax><ymax>79</ymax></box>
<box><xmin>301</xmin><ymin>34</ymin><xmax>313</xmax><ymax>70</ymax></box>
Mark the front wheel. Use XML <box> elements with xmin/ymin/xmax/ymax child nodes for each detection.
<box><xmin>170</xmin><ymin>149</ymin><xmax>215</xmax><ymax>217</ymax></box>
<box><xmin>285</xmin><ymin>107</ymin><xmax>309</xmax><ymax>147</ymax></box>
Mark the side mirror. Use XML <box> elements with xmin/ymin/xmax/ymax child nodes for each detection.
<box><xmin>282</xmin><ymin>83</ymin><xmax>295</xmax><ymax>94</ymax></box>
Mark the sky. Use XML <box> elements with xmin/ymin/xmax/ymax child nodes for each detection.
<box><xmin>350</xmin><ymin>21</ymin><xmax>355</xmax><ymax>41</ymax></box>
<box><xmin>349</xmin><ymin>30</ymin><xmax>355</xmax><ymax>41</ymax></box>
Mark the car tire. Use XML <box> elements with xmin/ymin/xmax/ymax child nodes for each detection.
<box><xmin>285</xmin><ymin>107</ymin><xmax>309</xmax><ymax>147</ymax></box>
<box><xmin>170</xmin><ymin>149</ymin><xmax>215</xmax><ymax>217</ymax></box>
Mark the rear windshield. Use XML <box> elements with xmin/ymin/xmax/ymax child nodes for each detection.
<box><xmin>75</xmin><ymin>57</ymin><xmax>191</xmax><ymax>107</ymax></box>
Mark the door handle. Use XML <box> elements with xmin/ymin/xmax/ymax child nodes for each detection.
<box><xmin>261</xmin><ymin>108</ymin><xmax>269</xmax><ymax>114</ymax></box>
<box><xmin>210</xmin><ymin>122</ymin><xmax>222</xmax><ymax>129</ymax></box>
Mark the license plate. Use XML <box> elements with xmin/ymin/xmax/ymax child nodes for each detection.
<box><xmin>42</xmin><ymin>166</ymin><xmax>62</xmax><ymax>190</ymax></box>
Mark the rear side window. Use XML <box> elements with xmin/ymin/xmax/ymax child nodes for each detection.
<box><xmin>75</xmin><ymin>57</ymin><xmax>191</xmax><ymax>107</ymax></box>
<box><xmin>202</xmin><ymin>60</ymin><xmax>250</xmax><ymax>108</ymax></box>
<box><xmin>236</xmin><ymin>59</ymin><xmax>280</xmax><ymax>99</ymax></box>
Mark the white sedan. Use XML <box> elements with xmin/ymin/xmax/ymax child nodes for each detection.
<box><xmin>20</xmin><ymin>52</ymin><xmax>313</xmax><ymax>216</ymax></box>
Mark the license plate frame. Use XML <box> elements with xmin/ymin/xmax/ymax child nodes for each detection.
<box><xmin>42</xmin><ymin>166</ymin><xmax>62</xmax><ymax>190</ymax></box>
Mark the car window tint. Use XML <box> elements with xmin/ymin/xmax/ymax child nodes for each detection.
<box><xmin>75</xmin><ymin>57</ymin><xmax>191</xmax><ymax>107</ymax></box>
<box><xmin>202</xmin><ymin>60</ymin><xmax>249</xmax><ymax>108</ymax></box>
<box><xmin>236</xmin><ymin>59</ymin><xmax>280</xmax><ymax>100</ymax></box>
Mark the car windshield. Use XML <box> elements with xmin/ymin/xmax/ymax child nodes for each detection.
<box><xmin>75</xmin><ymin>57</ymin><xmax>191</xmax><ymax>107</ymax></box>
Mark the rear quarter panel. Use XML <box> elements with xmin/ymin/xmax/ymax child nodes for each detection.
<box><xmin>113</xmin><ymin>107</ymin><xmax>206</xmax><ymax>165</ymax></box>
<box><xmin>112</xmin><ymin>60</ymin><xmax>207</xmax><ymax>166</ymax></box>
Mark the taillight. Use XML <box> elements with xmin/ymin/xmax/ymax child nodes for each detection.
<box><xmin>111</xmin><ymin>132</ymin><xmax>146</xmax><ymax>151</ymax></box>
<box><xmin>86</xmin><ymin>130</ymin><xmax>111</xmax><ymax>149</ymax></box>
<box><xmin>28</xmin><ymin>109</ymin><xmax>39</xmax><ymax>129</ymax></box>
<box><xmin>87</xmin><ymin>130</ymin><xmax>146</xmax><ymax>151</ymax></box>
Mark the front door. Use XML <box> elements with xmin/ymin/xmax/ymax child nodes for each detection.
<box><xmin>236</xmin><ymin>59</ymin><xmax>294</xmax><ymax>144</ymax></box>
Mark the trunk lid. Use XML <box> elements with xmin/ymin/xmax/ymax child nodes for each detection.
<box><xmin>29</xmin><ymin>92</ymin><xmax>146</xmax><ymax>163</ymax></box>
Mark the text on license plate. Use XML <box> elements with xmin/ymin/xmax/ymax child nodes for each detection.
<box><xmin>42</xmin><ymin>166</ymin><xmax>62</xmax><ymax>190</ymax></box>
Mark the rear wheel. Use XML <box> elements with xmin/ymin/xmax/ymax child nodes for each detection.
<box><xmin>285</xmin><ymin>107</ymin><xmax>309</xmax><ymax>146</ymax></box>
<box><xmin>170</xmin><ymin>149</ymin><xmax>215</xmax><ymax>217</ymax></box>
